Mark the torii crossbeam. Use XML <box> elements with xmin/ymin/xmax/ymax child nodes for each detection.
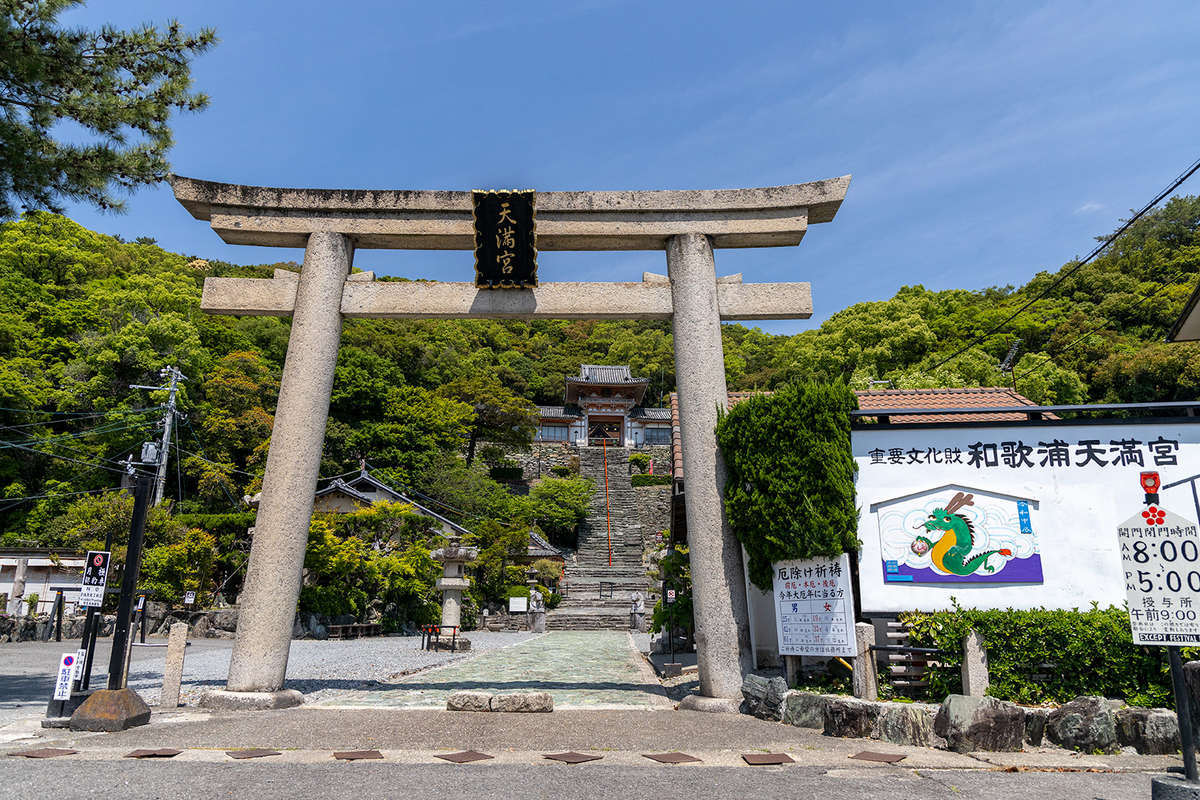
<box><xmin>171</xmin><ymin>175</ymin><xmax>851</xmax><ymax>707</ymax></box>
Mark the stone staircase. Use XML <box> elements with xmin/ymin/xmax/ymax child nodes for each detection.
<box><xmin>549</xmin><ymin>446</ymin><xmax>652</xmax><ymax>631</ymax></box>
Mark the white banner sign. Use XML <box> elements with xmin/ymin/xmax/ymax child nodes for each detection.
<box><xmin>772</xmin><ymin>553</ymin><xmax>856</xmax><ymax>657</ymax></box>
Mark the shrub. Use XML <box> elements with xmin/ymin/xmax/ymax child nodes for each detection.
<box><xmin>139</xmin><ymin>528</ymin><xmax>217</xmax><ymax>605</ymax></box>
<box><xmin>901</xmin><ymin>602</ymin><xmax>1196</xmax><ymax>707</ymax></box>
<box><xmin>628</xmin><ymin>453</ymin><xmax>651</xmax><ymax>473</ymax></box>
<box><xmin>715</xmin><ymin>382</ymin><xmax>859</xmax><ymax>590</ymax></box>
<box><xmin>631</xmin><ymin>474</ymin><xmax>671</xmax><ymax>487</ymax></box>
<box><xmin>530</xmin><ymin>558</ymin><xmax>563</xmax><ymax>584</ymax></box>
<box><xmin>550</xmin><ymin>465</ymin><xmax>571</xmax><ymax>477</ymax></box>
<box><xmin>545</xmin><ymin>592</ymin><xmax>562</xmax><ymax>609</ymax></box>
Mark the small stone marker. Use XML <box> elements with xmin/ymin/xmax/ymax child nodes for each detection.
<box><xmin>160</xmin><ymin>622</ymin><xmax>189</xmax><ymax>708</ymax></box>
<box><xmin>225</xmin><ymin>749</ymin><xmax>281</xmax><ymax>759</ymax></box>
<box><xmin>853</xmin><ymin>622</ymin><xmax>879</xmax><ymax>702</ymax></box>
<box><xmin>125</xmin><ymin>749</ymin><xmax>182</xmax><ymax>759</ymax></box>
<box><xmin>333</xmin><ymin>750</ymin><xmax>383</xmax><ymax>760</ymax></box>
<box><xmin>9</xmin><ymin>748</ymin><xmax>77</xmax><ymax>758</ymax></box>
<box><xmin>960</xmin><ymin>630</ymin><xmax>989</xmax><ymax>698</ymax></box>
<box><xmin>741</xmin><ymin>753</ymin><xmax>794</xmax><ymax>765</ymax></box>
<box><xmin>849</xmin><ymin>751</ymin><xmax>906</xmax><ymax>763</ymax></box>
<box><xmin>544</xmin><ymin>752</ymin><xmax>603</xmax><ymax>764</ymax></box>
<box><xmin>643</xmin><ymin>752</ymin><xmax>702</xmax><ymax>764</ymax></box>
<box><xmin>436</xmin><ymin>751</ymin><xmax>494</xmax><ymax>764</ymax></box>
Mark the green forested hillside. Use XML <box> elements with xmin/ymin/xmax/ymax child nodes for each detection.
<box><xmin>1</xmin><ymin>198</ymin><xmax>1198</xmax><ymax>544</ymax></box>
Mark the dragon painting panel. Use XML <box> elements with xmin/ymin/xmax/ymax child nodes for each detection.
<box><xmin>874</xmin><ymin>484</ymin><xmax>1044</xmax><ymax>584</ymax></box>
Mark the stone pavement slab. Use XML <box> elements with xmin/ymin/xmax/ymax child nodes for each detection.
<box><xmin>314</xmin><ymin>631</ymin><xmax>669</xmax><ymax>709</ymax></box>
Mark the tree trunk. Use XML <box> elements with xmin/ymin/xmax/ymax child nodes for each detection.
<box><xmin>466</xmin><ymin>429</ymin><xmax>479</xmax><ymax>465</ymax></box>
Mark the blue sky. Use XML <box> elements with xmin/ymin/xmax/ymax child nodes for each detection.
<box><xmin>58</xmin><ymin>1</ymin><xmax>1200</xmax><ymax>334</ymax></box>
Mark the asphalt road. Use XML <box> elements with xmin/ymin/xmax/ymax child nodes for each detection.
<box><xmin>0</xmin><ymin>760</ymin><xmax>1156</xmax><ymax>800</ymax></box>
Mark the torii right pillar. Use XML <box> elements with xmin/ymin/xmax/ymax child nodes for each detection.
<box><xmin>668</xmin><ymin>233</ymin><xmax>752</xmax><ymax>702</ymax></box>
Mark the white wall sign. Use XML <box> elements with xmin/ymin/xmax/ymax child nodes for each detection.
<box><xmin>1118</xmin><ymin>491</ymin><xmax>1200</xmax><ymax>644</ymax></box>
<box><xmin>772</xmin><ymin>553</ymin><xmax>856</xmax><ymax>657</ymax></box>
<box><xmin>855</xmin><ymin>420</ymin><xmax>1200</xmax><ymax>614</ymax></box>
<box><xmin>508</xmin><ymin>596</ymin><xmax>528</xmax><ymax>613</ymax></box>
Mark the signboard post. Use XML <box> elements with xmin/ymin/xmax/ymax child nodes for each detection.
<box><xmin>772</xmin><ymin>553</ymin><xmax>856</xmax><ymax>658</ymax></box>
<box><xmin>1120</xmin><ymin>471</ymin><xmax>1199</xmax><ymax>785</ymax></box>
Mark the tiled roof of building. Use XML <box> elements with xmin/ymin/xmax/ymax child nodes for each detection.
<box><xmin>855</xmin><ymin>386</ymin><xmax>1057</xmax><ymax>423</ymax></box>
<box><xmin>573</xmin><ymin>365</ymin><xmax>636</xmax><ymax>383</ymax></box>
<box><xmin>630</xmin><ymin>407</ymin><xmax>671</xmax><ymax>420</ymax></box>
<box><xmin>537</xmin><ymin>405</ymin><xmax>582</xmax><ymax>420</ymax></box>
<box><xmin>671</xmin><ymin>387</ymin><xmax>1051</xmax><ymax>483</ymax></box>
<box><xmin>528</xmin><ymin>529</ymin><xmax>564</xmax><ymax>560</ymax></box>
<box><xmin>316</xmin><ymin>471</ymin><xmax>473</xmax><ymax>537</ymax></box>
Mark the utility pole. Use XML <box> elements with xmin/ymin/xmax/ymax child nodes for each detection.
<box><xmin>131</xmin><ymin>365</ymin><xmax>186</xmax><ymax>506</ymax></box>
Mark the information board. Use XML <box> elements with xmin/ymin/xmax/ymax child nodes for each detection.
<box><xmin>78</xmin><ymin>550</ymin><xmax>109</xmax><ymax>608</ymax></box>
<box><xmin>772</xmin><ymin>553</ymin><xmax>856</xmax><ymax>657</ymax></box>
<box><xmin>1119</xmin><ymin>500</ymin><xmax>1200</xmax><ymax>645</ymax></box>
<box><xmin>508</xmin><ymin>596</ymin><xmax>528</xmax><ymax>613</ymax></box>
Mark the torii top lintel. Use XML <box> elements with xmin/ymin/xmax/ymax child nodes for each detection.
<box><xmin>169</xmin><ymin>175</ymin><xmax>851</xmax><ymax>251</ymax></box>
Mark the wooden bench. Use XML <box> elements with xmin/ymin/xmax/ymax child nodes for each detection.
<box><xmin>326</xmin><ymin>622</ymin><xmax>382</xmax><ymax>639</ymax></box>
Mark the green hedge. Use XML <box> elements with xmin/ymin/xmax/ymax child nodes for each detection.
<box><xmin>631</xmin><ymin>474</ymin><xmax>671</xmax><ymax>487</ymax></box>
<box><xmin>550</xmin><ymin>466</ymin><xmax>571</xmax><ymax>477</ymax></box>
<box><xmin>901</xmin><ymin>603</ymin><xmax>1194</xmax><ymax>707</ymax></box>
<box><xmin>715</xmin><ymin>383</ymin><xmax>859</xmax><ymax>590</ymax></box>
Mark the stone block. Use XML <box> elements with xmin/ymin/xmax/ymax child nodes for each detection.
<box><xmin>1152</xmin><ymin>776</ymin><xmax>1200</xmax><ymax>800</ymax></box>
<box><xmin>1116</xmin><ymin>707</ymin><xmax>1181</xmax><ymax>755</ymax></box>
<box><xmin>199</xmin><ymin>689</ymin><xmax>304</xmax><ymax>710</ymax></box>
<box><xmin>933</xmin><ymin>694</ymin><xmax>1025</xmax><ymax>753</ymax></box>
<box><xmin>1046</xmin><ymin>696</ymin><xmax>1118</xmax><ymax>754</ymax></box>
<box><xmin>70</xmin><ymin>688</ymin><xmax>151</xmax><ymax>731</ymax></box>
<box><xmin>446</xmin><ymin>691</ymin><xmax>493</xmax><ymax>712</ymax></box>
<box><xmin>491</xmin><ymin>692</ymin><xmax>553</xmax><ymax>713</ymax></box>
<box><xmin>213</xmin><ymin>609</ymin><xmax>239</xmax><ymax>632</ymax></box>
<box><xmin>782</xmin><ymin>691</ymin><xmax>829</xmax><ymax>729</ymax></box>
<box><xmin>877</xmin><ymin>702</ymin><xmax>937</xmax><ymax>748</ymax></box>
<box><xmin>679</xmin><ymin>695</ymin><xmax>743</xmax><ymax>714</ymax></box>
<box><xmin>824</xmin><ymin>697</ymin><xmax>882</xmax><ymax>739</ymax></box>
<box><xmin>853</xmin><ymin>623</ymin><xmax>878</xmax><ymax>701</ymax></box>
<box><xmin>1024</xmin><ymin>707</ymin><xmax>1049</xmax><ymax>746</ymax></box>
<box><xmin>741</xmin><ymin>674</ymin><xmax>787</xmax><ymax>721</ymax></box>
<box><xmin>961</xmin><ymin>630</ymin><xmax>989</xmax><ymax>697</ymax></box>
<box><xmin>160</xmin><ymin>623</ymin><xmax>188</xmax><ymax>708</ymax></box>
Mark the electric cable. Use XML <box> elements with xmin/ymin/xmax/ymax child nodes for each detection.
<box><xmin>926</xmin><ymin>155</ymin><xmax>1200</xmax><ymax>374</ymax></box>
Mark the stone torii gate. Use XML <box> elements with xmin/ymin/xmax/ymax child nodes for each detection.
<box><xmin>171</xmin><ymin>175</ymin><xmax>850</xmax><ymax>709</ymax></box>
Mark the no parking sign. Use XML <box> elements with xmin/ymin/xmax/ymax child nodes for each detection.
<box><xmin>53</xmin><ymin>654</ymin><xmax>75</xmax><ymax>700</ymax></box>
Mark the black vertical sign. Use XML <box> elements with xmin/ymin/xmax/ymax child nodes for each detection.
<box><xmin>473</xmin><ymin>190</ymin><xmax>537</xmax><ymax>289</ymax></box>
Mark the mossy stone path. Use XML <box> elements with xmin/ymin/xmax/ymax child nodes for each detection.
<box><xmin>314</xmin><ymin>631</ymin><xmax>669</xmax><ymax>710</ymax></box>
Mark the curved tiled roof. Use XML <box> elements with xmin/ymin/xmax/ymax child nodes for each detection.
<box><xmin>537</xmin><ymin>405</ymin><xmax>582</xmax><ymax>420</ymax></box>
<box><xmin>630</xmin><ymin>407</ymin><xmax>671</xmax><ymax>420</ymax></box>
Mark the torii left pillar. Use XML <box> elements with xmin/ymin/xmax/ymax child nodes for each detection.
<box><xmin>173</xmin><ymin>175</ymin><xmax>850</xmax><ymax>709</ymax></box>
<box><xmin>222</xmin><ymin>232</ymin><xmax>351</xmax><ymax>702</ymax></box>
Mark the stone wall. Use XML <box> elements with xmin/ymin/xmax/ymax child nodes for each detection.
<box><xmin>636</xmin><ymin>484</ymin><xmax>671</xmax><ymax>548</ymax></box>
<box><xmin>501</xmin><ymin>443</ymin><xmax>673</xmax><ymax>482</ymax></box>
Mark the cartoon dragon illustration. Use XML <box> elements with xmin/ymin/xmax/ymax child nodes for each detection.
<box><xmin>912</xmin><ymin>492</ymin><xmax>1012</xmax><ymax>576</ymax></box>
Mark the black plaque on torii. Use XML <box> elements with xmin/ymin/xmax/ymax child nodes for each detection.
<box><xmin>473</xmin><ymin>190</ymin><xmax>537</xmax><ymax>289</ymax></box>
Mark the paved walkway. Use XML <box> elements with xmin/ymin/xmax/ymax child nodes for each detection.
<box><xmin>315</xmin><ymin>631</ymin><xmax>670</xmax><ymax>710</ymax></box>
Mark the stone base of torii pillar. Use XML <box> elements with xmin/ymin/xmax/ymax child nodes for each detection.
<box><xmin>173</xmin><ymin>175</ymin><xmax>850</xmax><ymax>706</ymax></box>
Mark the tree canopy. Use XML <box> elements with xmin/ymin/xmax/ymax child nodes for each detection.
<box><xmin>0</xmin><ymin>0</ymin><xmax>216</xmax><ymax>217</ymax></box>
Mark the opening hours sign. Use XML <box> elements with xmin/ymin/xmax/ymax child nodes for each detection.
<box><xmin>772</xmin><ymin>553</ymin><xmax>856</xmax><ymax>657</ymax></box>
<box><xmin>1119</xmin><ymin>473</ymin><xmax>1200</xmax><ymax>645</ymax></box>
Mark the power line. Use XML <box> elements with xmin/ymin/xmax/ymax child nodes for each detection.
<box><xmin>176</xmin><ymin>447</ymin><xmax>260</xmax><ymax>478</ymax></box>
<box><xmin>0</xmin><ymin>408</ymin><xmax>155</xmax><ymax>432</ymax></box>
<box><xmin>926</xmin><ymin>155</ymin><xmax>1200</xmax><ymax>374</ymax></box>
<box><xmin>0</xmin><ymin>441</ymin><xmax>130</xmax><ymax>474</ymax></box>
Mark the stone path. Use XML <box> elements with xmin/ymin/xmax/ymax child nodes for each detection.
<box><xmin>314</xmin><ymin>631</ymin><xmax>669</xmax><ymax>710</ymax></box>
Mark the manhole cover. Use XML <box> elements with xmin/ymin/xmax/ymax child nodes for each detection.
<box><xmin>643</xmin><ymin>752</ymin><xmax>702</xmax><ymax>764</ymax></box>
<box><xmin>742</xmin><ymin>753</ymin><xmax>794</xmax><ymax>765</ymax></box>
<box><xmin>436</xmin><ymin>751</ymin><xmax>494</xmax><ymax>764</ymax></box>
<box><xmin>544</xmin><ymin>752</ymin><xmax>603</xmax><ymax>764</ymax></box>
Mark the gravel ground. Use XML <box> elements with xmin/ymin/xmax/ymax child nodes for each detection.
<box><xmin>123</xmin><ymin>631</ymin><xmax>540</xmax><ymax>706</ymax></box>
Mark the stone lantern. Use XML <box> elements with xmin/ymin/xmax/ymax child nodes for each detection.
<box><xmin>526</xmin><ymin>565</ymin><xmax>547</xmax><ymax>633</ymax></box>
<box><xmin>431</xmin><ymin>536</ymin><xmax>478</xmax><ymax>643</ymax></box>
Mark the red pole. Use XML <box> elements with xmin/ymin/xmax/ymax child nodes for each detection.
<box><xmin>603</xmin><ymin>438</ymin><xmax>612</xmax><ymax>567</ymax></box>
